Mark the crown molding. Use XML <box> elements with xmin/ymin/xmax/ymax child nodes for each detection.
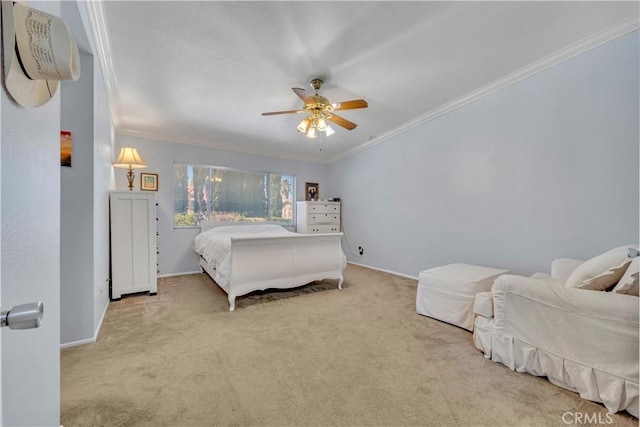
<box><xmin>329</xmin><ymin>17</ymin><xmax>640</xmax><ymax>164</ymax></box>
<box><xmin>115</xmin><ymin>128</ymin><xmax>331</xmax><ymax>165</ymax></box>
<box><xmin>83</xmin><ymin>4</ymin><xmax>638</xmax><ymax>166</ymax></box>
<box><xmin>78</xmin><ymin>0</ymin><xmax>121</xmax><ymax>128</ymax></box>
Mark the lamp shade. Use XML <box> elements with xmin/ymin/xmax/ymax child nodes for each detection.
<box><xmin>113</xmin><ymin>147</ymin><xmax>146</xmax><ymax>169</ymax></box>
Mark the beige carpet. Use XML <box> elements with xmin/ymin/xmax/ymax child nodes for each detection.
<box><xmin>61</xmin><ymin>264</ymin><xmax>636</xmax><ymax>426</ymax></box>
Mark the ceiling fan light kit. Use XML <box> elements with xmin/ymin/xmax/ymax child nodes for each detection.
<box><xmin>262</xmin><ymin>79</ymin><xmax>368</xmax><ymax>139</ymax></box>
<box><xmin>296</xmin><ymin>116</ymin><xmax>335</xmax><ymax>139</ymax></box>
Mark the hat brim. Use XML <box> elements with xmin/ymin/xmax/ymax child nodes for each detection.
<box><xmin>2</xmin><ymin>1</ymin><xmax>59</xmax><ymax>108</ymax></box>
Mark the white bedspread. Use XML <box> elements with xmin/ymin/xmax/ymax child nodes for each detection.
<box><xmin>194</xmin><ymin>225</ymin><xmax>295</xmax><ymax>286</ymax></box>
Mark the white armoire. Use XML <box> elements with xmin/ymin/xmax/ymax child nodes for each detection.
<box><xmin>109</xmin><ymin>191</ymin><xmax>157</xmax><ymax>299</ymax></box>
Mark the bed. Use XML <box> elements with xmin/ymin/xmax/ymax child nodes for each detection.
<box><xmin>194</xmin><ymin>223</ymin><xmax>346</xmax><ymax>311</ymax></box>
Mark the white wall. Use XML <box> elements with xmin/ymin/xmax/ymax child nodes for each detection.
<box><xmin>0</xmin><ymin>57</ymin><xmax>3</xmax><ymax>423</ymax></box>
<box><xmin>114</xmin><ymin>134</ymin><xmax>329</xmax><ymax>275</ymax></box>
<box><xmin>328</xmin><ymin>31</ymin><xmax>640</xmax><ymax>277</ymax></box>
<box><xmin>92</xmin><ymin>59</ymin><xmax>114</xmax><ymax>333</ymax></box>
<box><xmin>1</xmin><ymin>2</ymin><xmax>62</xmax><ymax>423</ymax></box>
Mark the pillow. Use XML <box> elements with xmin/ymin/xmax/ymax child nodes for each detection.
<box><xmin>565</xmin><ymin>244</ymin><xmax>637</xmax><ymax>289</ymax></box>
<box><xmin>612</xmin><ymin>257</ymin><xmax>639</xmax><ymax>296</ymax></box>
<box><xmin>574</xmin><ymin>258</ymin><xmax>631</xmax><ymax>291</ymax></box>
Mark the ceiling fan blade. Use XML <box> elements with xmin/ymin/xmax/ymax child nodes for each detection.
<box><xmin>292</xmin><ymin>87</ymin><xmax>312</xmax><ymax>103</ymax></box>
<box><xmin>327</xmin><ymin>113</ymin><xmax>357</xmax><ymax>130</ymax></box>
<box><xmin>332</xmin><ymin>99</ymin><xmax>368</xmax><ymax>111</ymax></box>
<box><xmin>261</xmin><ymin>109</ymin><xmax>305</xmax><ymax>116</ymax></box>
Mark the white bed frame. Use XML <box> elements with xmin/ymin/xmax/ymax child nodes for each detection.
<box><xmin>198</xmin><ymin>223</ymin><xmax>345</xmax><ymax>311</ymax></box>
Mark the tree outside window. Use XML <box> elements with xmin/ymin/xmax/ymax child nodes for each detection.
<box><xmin>173</xmin><ymin>164</ymin><xmax>295</xmax><ymax>228</ymax></box>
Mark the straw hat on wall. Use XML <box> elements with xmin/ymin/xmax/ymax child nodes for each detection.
<box><xmin>1</xmin><ymin>1</ymin><xmax>81</xmax><ymax>108</ymax></box>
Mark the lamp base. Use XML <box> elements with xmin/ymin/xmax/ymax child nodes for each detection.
<box><xmin>126</xmin><ymin>168</ymin><xmax>135</xmax><ymax>190</ymax></box>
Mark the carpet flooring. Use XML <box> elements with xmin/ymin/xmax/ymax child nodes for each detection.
<box><xmin>61</xmin><ymin>264</ymin><xmax>637</xmax><ymax>426</ymax></box>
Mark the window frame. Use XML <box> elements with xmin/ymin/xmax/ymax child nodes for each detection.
<box><xmin>172</xmin><ymin>161</ymin><xmax>296</xmax><ymax>230</ymax></box>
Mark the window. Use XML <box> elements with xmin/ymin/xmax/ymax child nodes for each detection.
<box><xmin>174</xmin><ymin>163</ymin><xmax>295</xmax><ymax>228</ymax></box>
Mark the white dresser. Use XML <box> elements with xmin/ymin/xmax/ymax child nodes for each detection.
<box><xmin>296</xmin><ymin>201</ymin><xmax>341</xmax><ymax>233</ymax></box>
<box><xmin>109</xmin><ymin>191</ymin><xmax>158</xmax><ymax>300</ymax></box>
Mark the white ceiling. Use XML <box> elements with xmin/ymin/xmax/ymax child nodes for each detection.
<box><xmin>98</xmin><ymin>1</ymin><xmax>638</xmax><ymax>163</ymax></box>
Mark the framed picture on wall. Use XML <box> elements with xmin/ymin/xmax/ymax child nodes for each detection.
<box><xmin>141</xmin><ymin>173</ymin><xmax>158</xmax><ymax>191</ymax></box>
<box><xmin>60</xmin><ymin>130</ymin><xmax>72</xmax><ymax>167</ymax></box>
<box><xmin>305</xmin><ymin>182</ymin><xmax>319</xmax><ymax>201</ymax></box>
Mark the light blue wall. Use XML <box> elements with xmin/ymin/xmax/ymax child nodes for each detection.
<box><xmin>59</xmin><ymin>1</ymin><xmax>114</xmax><ymax>346</ymax></box>
<box><xmin>328</xmin><ymin>31</ymin><xmax>640</xmax><ymax>277</ymax></box>
<box><xmin>114</xmin><ymin>134</ymin><xmax>329</xmax><ymax>275</ymax></box>
<box><xmin>61</xmin><ymin>52</ymin><xmax>95</xmax><ymax>344</ymax></box>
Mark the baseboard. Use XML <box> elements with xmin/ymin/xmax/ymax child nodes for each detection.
<box><xmin>347</xmin><ymin>261</ymin><xmax>419</xmax><ymax>281</ymax></box>
<box><xmin>94</xmin><ymin>298</ymin><xmax>109</xmax><ymax>339</ymax></box>
<box><xmin>158</xmin><ymin>270</ymin><xmax>201</xmax><ymax>278</ymax></box>
<box><xmin>60</xmin><ymin>299</ymin><xmax>110</xmax><ymax>349</ymax></box>
<box><xmin>60</xmin><ymin>337</ymin><xmax>96</xmax><ymax>349</ymax></box>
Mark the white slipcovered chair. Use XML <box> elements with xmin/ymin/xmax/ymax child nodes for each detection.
<box><xmin>473</xmin><ymin>248</ymin><xmax>639</xmax><ymax>417</ymax></box>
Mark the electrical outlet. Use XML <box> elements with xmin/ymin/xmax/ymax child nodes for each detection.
<box><xmin>358</xmin><ymin>246</ymin><xmax>364</xmax><ymax>256</ymax></box>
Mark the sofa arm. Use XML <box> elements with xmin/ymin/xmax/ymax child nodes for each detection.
<box><xmin>550</xmin><ymin>258</ymin><xmax>584</xmax><ymax>281</ymax></box>
<box><xmin>493</xmin><ymin>274</ymin><xmax>638</xmax><ymax>322</ymax></box>
<box><xmin>473</xmin><ymin>291</ymin><xmax>493</xmax><ymax>318</ymax></box>
<box><xmin>491</xmin><ymin>274</ymin><xmax>639</xmax><ymax>379</ymax></box>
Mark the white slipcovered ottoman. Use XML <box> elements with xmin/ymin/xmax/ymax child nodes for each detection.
<box><xmin>416</xmin><ymin>263</ymin><xmax>508</xmax><ymax>331</ymax></box>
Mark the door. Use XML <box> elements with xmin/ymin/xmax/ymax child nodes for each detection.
<box><xmin>1</xmin><ymin>1</ymin><xmax>62</xmax><ymax>425</ymax></box>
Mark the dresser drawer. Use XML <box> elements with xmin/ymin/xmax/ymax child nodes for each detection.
<box><xmin>308</xmin><ymin>213</ymin><xmax>340</xmax><ymax>224</ymax></box>
<box><xmin>307</xmin><ymin>203</ymin><xmax>340</xmax><ymax>214</ymax></box>
<box><xmin>308</xmin><ymin>224</ymin><xmax>340</xmax><ymax>233</ymax></box>
<box><xmin>295</xmin><ymin>201</ymin><xmax>341</xmax><ymax>234</ymax></box>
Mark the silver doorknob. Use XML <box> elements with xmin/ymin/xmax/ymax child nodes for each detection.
<box><xmin>0</xmin><ymin>302</ymin><xmax>44</xmax><ymax>329</ymax></box>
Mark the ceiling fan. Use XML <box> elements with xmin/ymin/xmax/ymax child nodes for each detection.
<box><xmin>261</xmin><ymin>79</ymin><xmax>368</xmax><ymax>138</ymax></box>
